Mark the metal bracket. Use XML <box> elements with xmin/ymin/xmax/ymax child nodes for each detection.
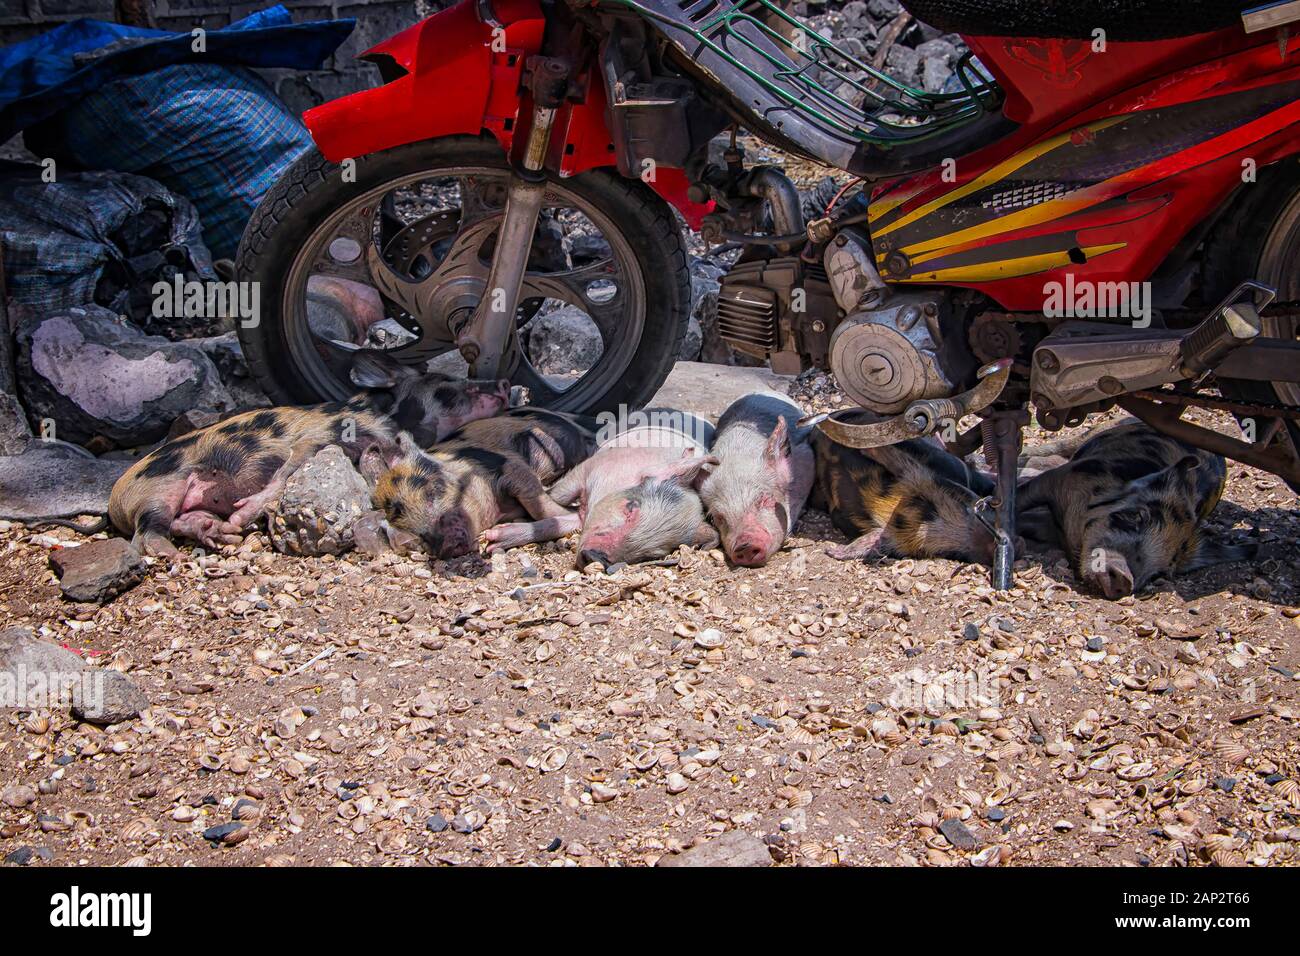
<box><xmin>1119</xmin><ymin>394</ymin><xmax>1300</xmax><ymax>488</ymax></box>
<box><xmin>800</xmin><ymin>358</ymin><xmax>1012</xmax><ymax>448</ymax></box>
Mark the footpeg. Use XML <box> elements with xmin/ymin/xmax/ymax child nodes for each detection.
<box><xmin>1179</xmin><ymin>280</ymin><xmax>1269</xmax><ymax>380</ymax></box>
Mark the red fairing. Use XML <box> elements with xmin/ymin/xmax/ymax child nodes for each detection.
<box><xmin>868</xmin><ymin>27</ymin><xmax>1300</xmax><ymax>311</ymax></box>
<box><xmin>302</xmin><ymin>0</ymin><xmax>712</xmax><ymax>229</ymax></box>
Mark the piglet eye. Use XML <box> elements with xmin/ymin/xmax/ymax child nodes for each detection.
<box><xmin>623</xmin><ymin>500</ymin><xmax>639</xmax><ymax>517</ymax></box>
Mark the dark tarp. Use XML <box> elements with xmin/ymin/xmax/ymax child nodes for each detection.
<box><xmin>0</xmin><ymin>4</ymin><xmax>354</xmax><ymax>142</ymax></box>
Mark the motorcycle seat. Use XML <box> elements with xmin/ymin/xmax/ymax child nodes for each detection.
<box><xmin>900</xmin><ymin>0</ymin><xmax>1257</xmax><ymax>41</ymax></box>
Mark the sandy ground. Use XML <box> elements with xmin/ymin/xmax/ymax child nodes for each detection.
<box><xmin>1</xmin><ymin>373</ymin><xmax>1298</xmax><ymax>868</ymax></box>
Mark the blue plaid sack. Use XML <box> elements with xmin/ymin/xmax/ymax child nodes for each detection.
<box><xmin>32</xmin><ymin>62</ymin><xmax>315</xmax><ymax>260</ymax></box>
<box><xmin>0</xmin><ymin>5</ymin><xmax>353</xmax><ymax>141</ymax></box>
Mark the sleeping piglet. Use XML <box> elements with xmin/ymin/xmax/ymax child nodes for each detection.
<box><xmin>482</xmin><ymin>407</ymin><xmax>719</xmax><ymax>566</ymax></box>
<box><xmin>699</xmin><ymin>392</ymin><xmax>815</xmax><ymax>566</ymax></box>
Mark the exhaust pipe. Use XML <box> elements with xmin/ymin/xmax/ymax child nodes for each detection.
<box><xmin>738</xmin><ymin>166</ymin><xmax>804</xmax><ymax>247</ymax></box>
<box><xmin>1031</xmin><ymin>281</ymin><xmax>1275</xmax><ymax>412</ymax></box>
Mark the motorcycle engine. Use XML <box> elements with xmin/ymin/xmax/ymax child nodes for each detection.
<box><xmin>829</xmin><ymin>292</ymin><xmax>971</xmax><ymax>414</ymax></box>
<box><xmin>717</xmin><ymin>253</ymin><xmax>973</xmax><ymax>414</ymax></box>
<box><xmin>716</xmin><ymin>256</ymin><xmax>836</xmax><ymax>375</ymax></box>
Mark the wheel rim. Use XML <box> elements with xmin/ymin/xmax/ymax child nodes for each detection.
<box><xmin>281</xmin><ymin>165</ymin><xmax>647</xmax><ymax>411</ymax></box>
<box><xmin>1256</xmin><ymin>185</ymin><xmax>1300</xmax><ymax>406</ymax></box>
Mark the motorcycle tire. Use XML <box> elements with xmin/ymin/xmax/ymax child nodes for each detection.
<box><xmin>1203</xmin><ymin>160</ymin><xmax>1300</xmax><ymax>494</ymax></box>
<box><xmin>235</xmin><ymin>135</ymin><xmax>691</xmax><ymax>415</ymax></box>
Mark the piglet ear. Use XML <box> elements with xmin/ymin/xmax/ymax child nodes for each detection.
<box><xmin>764</xmin><ymin>417</ymin><xmax>791</xmax><ymax>465</ymax></box>
<box><xmin>397</xmin><ymin>431</ymin><xmax>424</xmax><ymax>457</ymax></box>
<box><xmin>658</xmin><ymin>450</ymin><xmax>719</xmax><ymax>488</ymax></box>
<box><xmin>350</xmin><ymin>351</ymin><xmax>415</xmax><ymax>389</ymax></box>
<box><xmin>359</xmin><ymin>445</ymin><xmax>390</xmax><ymax>487</ymax></box>
<box><xmin>690</xmin><ymin>520</ymin><xmax>720</xmax><ymax>550</ymax></box>
<box><xmin>1174</xmin><ymin>454</ymin><xmax>1201</xmax><ymax>475</ymax></box>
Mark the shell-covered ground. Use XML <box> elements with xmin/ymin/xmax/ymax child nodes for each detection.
<box><xmin>1</xmin><ymin>388</ymin><xmax>1298</xmax><ymax>867</ymax></box>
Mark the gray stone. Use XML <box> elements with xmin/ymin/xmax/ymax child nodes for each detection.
<box><xmin>939</xmin><ymin>817</ymin><xmax>980</xmax><ymax>851</ymax></box>
<box><xmin>0</xmin><ymin>389</ymin><xmax>31</xmax><ymax>456</ymax></box>
<box><xmin>0</xmin><ymin>625</ymin><xmax>144</xmax><ymax>722</ymax></box>
<box><xmin>689</xmin><ymin>260</ymin><xmax>732</xmax><ymax>366</ymax></box>
<box><xmin>916</xmin><ymin>38</ymin><xmax>957</xmax><ymax>61</ymax></box>
<box><xmin>841</xmin><ymin>1</ymin><xmax>868</xmax><ymax>24</ymax></box>
<box><xmin>4</xmin><ymin>846</ymin><xmax>53</xmax><ymax>865</ymax></box>
<box><xmin>190</xmin><ymin>332</ymin><xmax>270</xmax><ymax>412</ymax></box>
<box><xmin>16</xmin><ymin>305</ymin><xmax>234</xmax><ymax>447</ymax></box>
<box><xmin>922</xmin><ymin>55</ymin><xmax>955</xmax><ymax>94</ymax></box>
<box><xmin>71</xmin><ymin>669</ymin><xmax>148</xmax><ymax>724</ymax></box>
<box><xmin>657</xmin><ymin>830</ymin><xmax>772</xmax><ymax>867</ymax></box>
<box><xmin>0</xmin><ymin>441</ymin><xmax>127</xmax><ymax>521</ymax></box>
<box><xmin>525</xmin><ymin>306</ymin><xmax>603</xmax><ymax>376</ymax></box>
<box><xmin>885</xmin><ymin>44</ymin><xmax>921</xmax><ymax>87</ymax></box>
<box><xmin>681</xmin><ymin>266</ymin><xmax>718</xmax><ymax>362</ymax></box>
<box><xmin>0</xmin><ymin>626</ymin><xmax>85</xmax><ymax>677</ymax></box>
<box><xmin>917</xmin><ymin>39</ymin><xmax>959</xmax><ymax>94</ymax></box>
<box><xmin>267</xmin><ymin>445</ymin><xmax>373</xmax><ymax>556</ymax></box>
<box><xmin>650</xmin><ymin>361</ymin><xmax>794</xmax><ymax>422</ymax></box>
<box><xmin>49</xmin><ymin>537</ymin><xmax>146</xmax><ymax>603</ymax></box>
<box><xmin>839</xmin><ymin>35</ymin><xmax>869</xmax><ymax>61</ymax></box>
<box><xmin>0</xmin><ymin>245</ymin><xmax>31</xmax><ymax>455</ymax></box>
<box><xmin>679</xmin><ymin>314</ymin><xmax>703</xmax><ymax>363</ymax></box>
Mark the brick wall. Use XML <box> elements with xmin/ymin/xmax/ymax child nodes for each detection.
<box><xmin>0</xmin><ymin>1</ymin><xmax>446</xmax><ymax>114</ymax></box>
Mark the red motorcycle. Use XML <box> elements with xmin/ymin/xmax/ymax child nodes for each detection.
<box><xmin>237</xmin><ymin>0</ymin><xmax>1300</xmax><ymax>586</ymax></box>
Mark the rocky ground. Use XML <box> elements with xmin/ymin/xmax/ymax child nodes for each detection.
<box><xmin>1</xmin><ymin>2</ymin><xmax>1297</xmax><ymax>869</ymax></box>
<box><xmin>1</xmin><ymin>385</ymin><xmax>1297</xmax><ymax>868</ymax></box>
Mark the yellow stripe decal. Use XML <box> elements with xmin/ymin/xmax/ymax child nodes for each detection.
<box><xmin>867</xmin><ymin>189</ymin><xmax>915</xmax><ymax>224</ymax></box>
<box><xmin>871</xmin><ymin>115</ymin><xmax>1127</xmax><ymax>240</ymax></box>
<box><xmin>898</xmin><ymin>242</ymin><xmax>1127</xmax><ymax>283</ymax></box>
<box><xmin>902</xmin><ymin>189</ymin><xmax>1101</xmax><ymax>261</ymax></box>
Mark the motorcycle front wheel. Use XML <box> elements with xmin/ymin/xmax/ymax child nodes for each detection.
<box><xmin>235</xmin><ymin>135</ymin><xmax>691</xmax><ymax>414</ymax></box>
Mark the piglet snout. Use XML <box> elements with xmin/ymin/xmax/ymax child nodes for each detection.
<box><xmin>438</xmin><ymin>529</ymin><xmax>472</xmax><ymax>558</ymax></box>
<box><xmin>1084</xmin><ymin>554</ymin><xmax>1135</xmax><ymax>599</ymax></box>
<box><xmin>728</xmin><ymin>532</ymin><xmax>773</xmax><ymax>567</ymax></box>
<box><xmin>579</xmin><ymin>548</ymin><xmax>611</xmax><ymax>567</ymax></box>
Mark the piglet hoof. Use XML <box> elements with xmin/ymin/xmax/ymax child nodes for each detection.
<box><xmin>227</xmin><ymin>499</ymin><xmax>269</xmax><ymax>529</ymax></box>
<box><xmin>198</xmin><ymin>525</ymin><xmax>244</xmax><ymax>550</ymax></box>
<box><xmin>824</xmin><ymin>543</ymin><xmax>881</xmax><ymax>562</ymax></box>
<box><xmin>136</xmin><ymin>532</ymin><xmax>180</xmax><ymax>560</ymax></box>
<box><xmin>482</xmin><ymin>523</ymin><xmax>533</xmax><ymax>552</ymax></box>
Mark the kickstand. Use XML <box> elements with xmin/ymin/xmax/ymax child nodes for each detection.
<box><xmin>981</xmin><ymin>409</ymin><xmax>1028</xmax><ymax>590</ymax></box>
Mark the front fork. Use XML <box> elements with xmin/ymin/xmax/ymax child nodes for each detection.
<box><xmin>457</xmin><ymin>57</ymin><xmax>571</xmax><ymax>377</ymax></box>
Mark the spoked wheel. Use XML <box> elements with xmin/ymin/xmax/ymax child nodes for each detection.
<box><xmin>236</xmin><ymin>136</ymin><xmax>691</xmax><ymax>413</ymax></box>
<box><xmin>1204</xmin><ymin>164</ymin><xmax>1300</xmax><ymax>493</ymax></box>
